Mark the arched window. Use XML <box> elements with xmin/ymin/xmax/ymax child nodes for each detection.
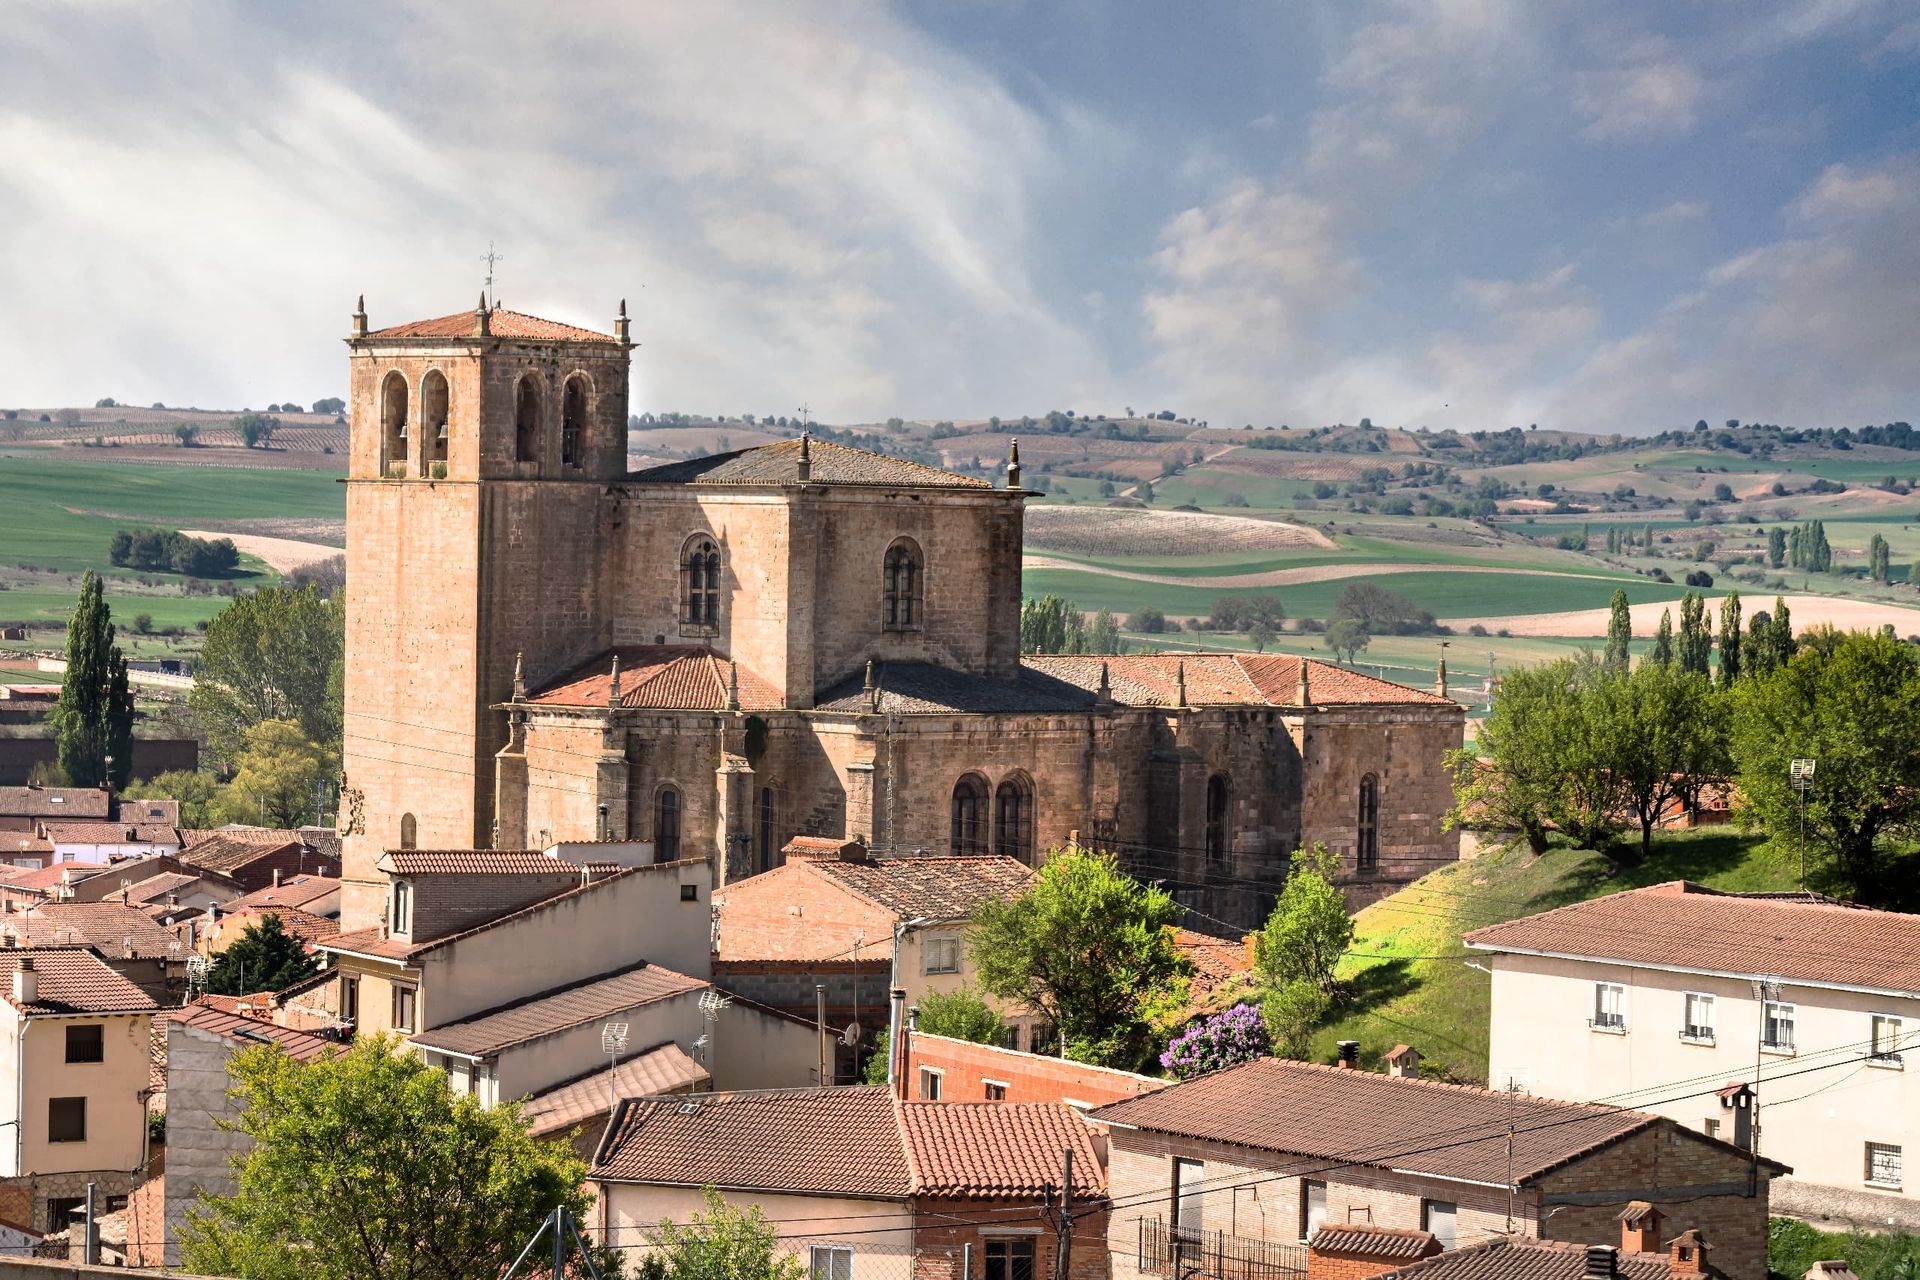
<box><xmin>514</xmin><ymin>376</ymin><xmax>540</xmax><ymax>463</ymax></box>
<box><xmin>951</xmin><ymin>774</ymin><xmax>989</xmax><ymax>855</ymax></box>
<box><xmin>1205</xmin><ymin>775</ymin><xmax>1230</xmax><ymax>863</ymax></box>
<box><xmin>883</xmin><ymin>538</ymin><xmax>923</xmax><ymax>630</ymax></box>
<box><xmin>380</xmin><ymin>372</ymin><xmax>409</xmax><ymax>474</ymax></box>
<box><xmin>561</xmin><ymin>376</ymin><xmax>587</xmax><ymax>468</ymax></box>
<box><xmin>655</xmin><ymin>787</ymin><xmax>681</xmax><ymax>863</ymax></box>
<box><xmin>993</xmin><ymin>775</ymin><xmax>1034</xmax><ymax>864</ymax></box>
<box><xmin>682</xmin><ymin>537</ymin><xmax>721</xmax><ymax>627</ymax></box>
<box><xmin>399</xmin><ymin>812</ymin><xmax>417</xmax><ymax>851</ymax></box>
<box><xmin>1357</xmin><ymin>773</ymin><xmax>1379</xmax><ymax>873</ymax></box>
<box><xmin>756</xmin><ymin>785</ymin><xmax>778</xmax><ymax>873</ymax></box>
<box><xmin>422</xmin><ymin>370</ymin><xmax>450</xmax><ymax>467</ymax></box>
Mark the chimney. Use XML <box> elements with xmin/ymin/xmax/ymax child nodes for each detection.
<box><xmin>1336</xmin><ymin>1040</ymin><xmax>1359</xmax><ymax>1069</ymax></box>
<box><xmin>887</xmin><ymin>986</ymin><xmax>909</xmax><ymax>1100</ymax></box>
<box><xmin>1718</xmin><ymin>1082</ymin><xmax>1754</xmax><ymax>1150</ymax></box>
<box><xmin>13</xmin><ymin>957</ymin><xmax>36</xmax><ymax>1005</ymax></box>
<box><xmin>1385</xmin><ymin>1045</ymin><xmax>1421</xmax><ymax>1079</ymax></box>
<box><xmin>273</xmin><ymin>868</ymin><xmax>282</xmax><ymax>887</ymax></box>
<box><xmin>1584</xmin><ymin>1246</ymin><xmax>1618</xmax><ymax>1280</ymax></box>
<box><xmin>1618</xmin><ymin>1202</ymin><xmax>1663</xmax><ymax>1254</ymax></box>
<box><xmin>1669</xmin><ymin>1230</ymin><xmax>1708</xmax><ymax>1279</ymax></box>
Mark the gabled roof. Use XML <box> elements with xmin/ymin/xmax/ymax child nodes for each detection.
<box><xmin>1311</xmin><ymin>1224</ymin><xmax>1441</xmax><ymax>1261</ymax></box>
<box><xmin>16</xmin><ymin>901</ymin><xmax>184</xmax><ymax>959</ymax></box>
<box><xmin>367</xmin><ymin>307</ymin><xmax>615</xmax><ymax>343</ymax></box>
<box><xmin>1368</xmin><ymin>1238</ymin><xmax>1679</xmax><ymax>1280</ymax></box>
<box><xmin>522</xmin><ymin>1042</ymin><xmax>709</xmax><ymax>1137</ymax></box>
<box><xmin>0</xmin><ymin>948</ymin><xmax>158</xmax><ymax>1014</ymax></box>
<box><xmin>813</xmin><ymin>662</ymin><xmax>1095</xmax><ymax>715</ymax></box>
<box><xmin>180</xmin><ymin>835</ymin><xmax>309</xmax><ymax>877</ymax></box>
<box><xmin>0</xmin><ymin>787</ymin><xmax>110</xmax><ymax>820</ymax></box>
<box><xmin>0</xmin><ymin>836</ymin><xmax>55</xmax><ymax>864</ymax></box>
<box><xmin>223</xmin><ymin>906</ymin><xmax>340</xmax><ymax>946</ymax></box>
<box><xmin>1465</xmin><ymin>881</ymin><xmax>1920</xmax><ymax>997</ymax></box>
<box><xmin>807</xmin><ymin>855</ymin><xmax>1033</xmax><ymax>922</ymax></box>
<box><xmin>899</xmin><ymin>1102</ymin><xmax>1103</xmax><ymax>1198</ymax></box>
<box><xmin>1089</xmin><ymin>1057</ymin><xmax>1781</xmax><ymax>1185</ymax></box>
<box><xmin>116</xmin><ymin>872</ymin><xmax>205</xmax><ymax>905</ymax></box>
<box><xmin>163</xmin><ymin>999</ymin><xmax>338</xmax><ymax>1062</ymax></box>
<box><xmin>526</xmin><ymin>647</ymin><xmax>782</xmax><ymax>712</ymax></box>
<box><xmin>379</xmin><ymin>850</ymin><xmax>566</xmax><ymax>876</ymax></box>
<box><xmin>627</xmin><ymin>437</ymin><xmax>991</xmax><ymax>490</ymax></box>
<box><xmin>408</xmin><ymin>961</ymin><xmax>707</xmax><ymax>1058</ymax></box>
<box><xmin>39</xmin><ymin>822</ymin><xmax>179</xmax><ymax>846</ymax></box>
<box><xmin>1023</xmin><ymin>653</ymin><xmax>1459</xmax><ymax>709</ymax></box>
<box><xmin>221</xmin><ymin>874</ymin><xmax>340</xmax><ymax>914</ymax></box>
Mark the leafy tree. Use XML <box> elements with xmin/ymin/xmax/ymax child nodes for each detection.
<box><xmin>1262</xmin><ymin>980</ymin><xmax>1332</xmax><ymax>1059</ymax></box>
<box><xmin>1603</xmin><ymin>590</ymin><xmax>1632</xmax><ymax>671</ymax></box>
<box><xmin>1651</xmin><ymin>608</ymin><xmax>1674</xmax><ymax>667</ymax></box>
<box><xmin>205</xmin><ymin>914</ymin><xmax>321</xmax><ymax>995</ymax></box>
<box><xmin>1018</xmin><ymin>594</ymin><xmax>1087</xmax><ymax>655</ymax></box>
<box><xmin>191</xmin><ymin>585</ymin><xmax>344</xmax><ymax>764</ymax></box>
<box><xmin>1770</xmin><ymin>597</ymin><xmax>1794</xmax><ymax>665</ymax></box>
<box><xmin>124</xmin><ymin>770</ymin><xmax>223</xmax><ymax>827</ymax></box>
<box><xmin>1324</xmin><ymin>617</ymin><xmax>1370</xmax><ymax>664</ymax></box>
<box><xmin>1608</xmin><ymin>663</ymin><xmax>1729</xmax><ymax>857</ymax></box>
<box><xmin>234</xmin><ymin>412</ymin><xmax>280</xmax><ymax>448</ymax></box>
<box><xmin>51</xmin><ymin>571</ymin><xmax>133</xmax><ymax>790</ymax></box>
<box><xmin>175</xmin><ymin>423</ymin><xmax>200</xmax><ymax>447</ymax></box>
<box><xmin>1248</xmin><ymin>621</ymin><xmax>1275</xmax><ymax>653</ymax></box>
<box><xmin>1716</xmin><ymin>591</ymin><xmax>1742</xmax><ymax>687</ymax></box>
<box><xmin>1128</xmin><ymin>608</ymin><xmax>1167</xmax><ymax>634</ymax></box>
<box><xmin>1161</xmin><ymin>1002</ymin><xmax>1269</xmax><ymax>1079</ymax></box>
<box><xmin>224</xmin><ymin>720</ymin><xmax>332</xmax><ymax>828</ymax></box>
<box><xmin>311</xmin><ymin>397</ymin><xmax>346</xmax><ymax>416</ymax></box>
<box><xmin>1252</xmin><ymin>844</ymin><xmax>1353</xmax><ymax>993</ymax></box>
<box><xmin>1730</xmin><ymin>631</ymin><xmax>1920</xmax><ymax>897</ymax></box>
<box><xmin>971</xmin><ymin>849</ymin><xmax>1190</xmax><ymax>1070</ymax></box>
<box><xmin>1767</xmin><ymin>527</ymin><xmax>1786</xmax><ymax>568</ymax></box>
<box><xmin>181</xmin><ymin>1035</ymin><xmax>602</xmax><ymax>1280</ymax></box>
<box><xmin>1331</xmin><ymin>582</ymin><xmax>1435</xmax><ymax>635</ymax></box>
<box><xmin>1085</xmin><ymin>608</ymin><xmax>1126</xmax><ymax>655</ymax></box>
<box><xmin>1242</xmin><ymin>594</ymin><xmax>1285</xmax><ymax>629</ymax></box>
<box><xmin>640</xmin><ymin>1188</ymin><xmax>802</xmax><ymax>1280</ymax></box>
<box><xmin>862</xmin><ymin>986</ymin><xmax>1005</xmax><ymax>1084</ymax></box>
<box><xmin>1870</xmin><ymin>534</ymin><xmax>1891</xmax><ymax>583</ymax></box>
<box><xmin>1746</xmin><ymin>611</ymin><xmax>1779</xmax><ymax>679</ymax></box>
<box><xmin>1677</xmin><ymin>592</ymin><xmax>1712</xmax><ymax>676</ymax></box>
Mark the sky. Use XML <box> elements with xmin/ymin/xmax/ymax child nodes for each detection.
<box><xmin>1</xmin><ymin>1</ymin><xmax>1916</xmax><ymax>434</ymax></box>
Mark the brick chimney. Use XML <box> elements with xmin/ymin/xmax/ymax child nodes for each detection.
<box><xmin>1305</xmin><ymin>1225</ymin><xmax>1441</xmax><ymax>1280</ymax></box>
<box><xmin>12</xmin><ymin>956</ymin><xmax>37</xmax><ymax>1005</ymax></box>
<box><xmin>1336</xmin><ymin>1040</ymin><xmax>1359</xmax><ymax>1069</ymax></box>
<box><xmin>1618</xmin><ymin>1202</ymin><xmax>1663</xmax><ymax>1254</ymax></box>
<box><xmin>1669</xmin><ymin>1230</ymin><xmax>1708</xmax><ymax>1278</ymax></box>
<box><xmin>1584</xmin><ymin>1246</ymin><xmax>1619</xmax><ymax>1280</ymax></box>
<box><xmin>1385</xmin><ymin>1045</ymin><xmax>1421</xmax><ymax>1079</ymax></box>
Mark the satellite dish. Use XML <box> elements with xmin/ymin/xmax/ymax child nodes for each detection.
<box><xmin>840</xmin><ymin>1021</ymin><xmax>862</xmax><ymax>1048</ymax></box>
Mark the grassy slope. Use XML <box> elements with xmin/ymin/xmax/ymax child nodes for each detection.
<box><xmin>1303</xmin><ymin>830</ymin><xmax>1799</xmax><ymax>1084</ymax></box>
<box><xmin>1768</xmin><ymin>1219</ymin><xmax>1920</xmax><ymax>1280</ymax></box>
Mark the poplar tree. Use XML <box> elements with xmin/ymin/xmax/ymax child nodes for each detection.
<box><xmin>1716</xmin><ymin>590</ymin><xmax>1742</xmax><ymax>687</ymax></box>
<box><xmin>1869</xmin><ymin>534</ymin><xmax>1890</xmax><ymax>583</ymax></box>
<box><xmin>1677</xmin><ymin>591</ymin><xmax>1713</xmax><ymax>676</ymax></box>
<box><xmin>1603</xmin><ymin>590</ymin><xmax>1632</xmax><ymax>671</ymax></box>
<box><xmin>1767</xmin><ymin>527</ymin><xmax>1787</xmax><ymax>568</ymax></box>
<box><xmin>1770</xmin><ymin>597</ymin><xmax>1794</xmax><ymax>662</ymax></box>
<box><xmin>1651</xmin><ymin>608</ymin><xmax>1675</xmax><ymax>666</ymax></box>
<box><xmin>51</xmin><ymin>570</ymin><xmax>133</xmax><ymax>790</ymax></box>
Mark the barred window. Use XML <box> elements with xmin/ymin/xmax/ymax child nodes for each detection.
<box><xmin>683</xmin><ymin>538</ymin><xmax>721</xmax><ymax>626</ymax></box>
<box><xmin>883</xmin><ymin>539</ymin><xmax>923</xmax><ymax>630</ymax></box>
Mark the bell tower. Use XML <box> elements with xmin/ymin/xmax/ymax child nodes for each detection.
<box><xmin>337</xmin><ymin>296</ymin><xmax>633</xmax><ymax>930</ymax></box>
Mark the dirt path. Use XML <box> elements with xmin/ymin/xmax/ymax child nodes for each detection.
<box><xmin>180</xmin><ymin>531</ymin><xmax>341</xmax><ymax>575</ymax></box>
<box><xmin>1021</xmin><ymin>556</ymin><xmax>1624</xmax><ymax>590</ymax></box>
<box><xmin>1448</xmin><ymin>593</ymin><xmax>1920</xmax><ymax>637</ymax></box>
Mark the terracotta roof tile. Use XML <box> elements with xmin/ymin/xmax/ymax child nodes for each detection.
<box><xmin>39</xmin><ymin>821</ymin><xmax>179</xmax><ymax>846</ymax></box>
<box><xmin>808</xmin><ymin>855</ymin><xmax>1033</xmax><ymax>921</ymax></box>
<box><xmin>1465</xmin><ymin>881</ymin><xmax>1920</xmax><ymax>996</ymax></box>
<box><xmin>181</xmin><ymin>835</ymin><xmax>307</xmax><ymax>876</ymax></box>
<box><xmin>223</xmin><ymin>906</ymin><xmax>340</xmax><ymax>946</ymax></box>
<box><xmin>182</xmin><ymin>827</ymin><xmax>309</xmax><ymax>848</ymax></box>
<box><xmin>1090</xmin><ymin>1057</ymin><xmax>1681</xmax><ymax>1185</ymax></box>
<box><xmin>1024</xmin><ymin>653</ymin><xmax>1457</xmax><ymax>708</ymax></box>
<box><xmin>320</xmin><ymin>925</ymin><xmax>425</xmax><ymax>962</ymax></box>
<box><xmin>120</xmin><ymin>799</ymin><xmax>180</xmax><ymax>825</ymax></box>
<box><xmin>629</xmin><ymin>437</ymin><xmax>990</xmax><ymax>490</ymax></box>
<box><xmin>117</xmin><ymin>872</ymin><xmax>204</xmax><ymax>905</ymax></box>
<box><xmin>0</xmin><ymin>948</ymin><xmax>158</xmax><ymax>1014</ymax></box>
<box><xmin>367</xmin><ymin>307</ymin><xmax>615</xmax><ymax>342</ymax></box>
<box><xmin>16</xmin><ymin>901</ymin><xmax>185</xmax><ymax>958</ymax></box>
<box><xmin>381</xmin><ymin>850</ymin><xmax>567</xmax><ymax>876</ymax></box>
<box><xmin>0</xmin><ymin>861</ymin><xmax>110</xmax><ymax>892</ymax></box>
<box><xmin>0</xmin><ymin>835</ymin><xmax>54</xmax><ymax>862</ymax></box>
<box><xmin>0</xmin><ymin>787</ymin><xmax>110</xmax><ymax>820</ymax></box>
<box><xmin>523</xmin><ymin>1042</ymin><xmax>710</xmax><ymax>1137</ymax></box>
<box><xmin>1311</xmin><ymin>1224</ymin><xmax>1442</xmax><ymax>1261</ymax></box>
<box><xmin>163</xmin><ymin>999</ymin><xmax>339</xmax><ymax>1062</ymax></box>
<box><xmin>222</xmin><ymin>874</ymin><xmax>340</xmax><ymax>914</ymax></box>
<box><xmin>526</xmin><ymin>647</ymin><xmax>782</xmax><ymax>712</ymax></box>
<box><xmin>900</xmin><ymin>1102</ymin><xmax>1103</xmax><ymax>1198</ymax></box>
<box><xmin>410</xmin><ymin>961</ymin><xmax>707</xmax><ymax>1058</ymax></box>
<box><xmin>1369</xmin><ymin>1238</ymin><xmax>1676</xmax><ymax>1280</ymax></box>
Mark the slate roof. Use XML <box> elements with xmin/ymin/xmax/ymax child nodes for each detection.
<box><xmin>592</xmin><ymin>1086</ymin><xmax>1103</xmax><ymax>1199</ymax></box>
<box><xmin>21</xmin><ymin>901</ymin><xmax>185</xmax><ymax>958</ymax></box>
<box><xmin>522</xmin><ymin>1042</ymin><xmax>710</xmax><ymax>1137</ymax></box>
<box><xmin>367</xmin><ymin>307</ymin><xmax>616</xmax><ymax>342</ymax></box>
<box><xmin>526</xmin><ymin>647</ymin><xmax>782</xmax><ymax>712</ymax></box>
<box><xmin>1368</xmin><ymin>1238</ymin><xmax>1679</xmax><ymax>1280</ymax></box>
<box><xmin>0</xmin><ymin>948</ymin><xmax>158</xmax><ymax>1014</ymax></box>
<box><xmin>409</xmin><ymin>961</ymin><xmax>707</xmax><ymax>1058</ymax></box>
<box><xmin>1465</xmin><ymin>881</ymin><xmax>1920</xmax><ymax>997</ymax></box>
<box><xmin>380</xmin><ymin>851</ymin><xmax>565</xmax><ymax>876</ymax></box>
<box><xmin>814</xmin><ymin>662</ymin><xmax>1095</xmax><ymax>714</ymax></box>
<box><xmin>809</xmin><ymin>855</ymin><xmax>1033</xmax><ymax>921</ymax></box>
<box><xmin>0</xmin><ymin>787</ymin><xmax>110</xmax><ymax>820</ymax></box>
<box><xmin>1310</xmin><ymin>1225</ymin><xmax>1441</xmax><ymax>1261</ymax></box>
<box><xmin>163</xmin><ymin>1000</ymin><xmax>338</xmax><ymax>1062</ymax></box>
<box><xmin>628</xmin><ymin>437</ymin><xmax>991</xmax><ymax>490</ymax></box>
<box><xmin>1090</xmin><ymin>1058</ymin><xmax>1732</xmax><ymax>1185</ymax></box>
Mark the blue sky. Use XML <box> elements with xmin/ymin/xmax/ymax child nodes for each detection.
<box><xmin>1</xmin><ymin>1</ymin><xmax>1915</xmax><ymax>433</ymax></box>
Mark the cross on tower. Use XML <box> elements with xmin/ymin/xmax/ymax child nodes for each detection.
<box><xmin>480</xmin><ymin>242</ymin><xmax>504</xmax><ymax>307</ymax></box>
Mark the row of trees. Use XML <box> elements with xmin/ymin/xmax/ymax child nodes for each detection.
<box><xmin>1018</xmin><ymin>594</ymin><xmax>1123</xmax><ymax>655</ymax></box>
<box><xmin>1617</xmin><ymin>589</ymin><xmax>1793</xmax><ymax>685</ymax></box>
<box><xmin>108</xmin><ymin>528</ymin><xmax>240</xmax><ymax>576</ymax></box>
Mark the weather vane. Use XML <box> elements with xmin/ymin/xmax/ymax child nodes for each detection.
<box><xmin>480</xmin><ymin>242</ymin><xmax>503</xmax><ymax>307</ymax></box>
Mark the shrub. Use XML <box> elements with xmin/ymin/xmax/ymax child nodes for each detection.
<box><xmin>1261</xmin><ymin>980</ymin><xmax>1331</xmax><ymax>1058</ymax></box>
<box><xmin>1161</xmin><ymin>1002</ymin><xmax>1270</xmax><ymax>1079</ymax></box>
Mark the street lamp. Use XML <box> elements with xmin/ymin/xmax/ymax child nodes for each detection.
<box><xmin>1790</xmin><ymin>759</ymin><xmax>1816</xmax><ymax>890</ymax></box>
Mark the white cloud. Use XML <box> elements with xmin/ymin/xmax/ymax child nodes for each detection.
<box><xmin>1573</xmin><ymin>44</ymin><xmax>1707</xmax><ymax>140</ymax></box>
<box><xmin>1793</xmin><ymin>158</ymin><xmax>1919</xmax><ymax>222</ymax></box>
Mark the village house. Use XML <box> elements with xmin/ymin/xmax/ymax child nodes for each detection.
<box><xmin>0</xmin><ymin>901</ymin><xmax>186</xmax><ymax>1000</ymax></box>
<box><xmin>1091</xmin><ymin>1053</ymin><xmax>1783</xmax><ymax>1280</ymax></box>
<box><xmin>179</xmin><ymin>830</ymin><xmax>339</xmax><ymax>892</ymax></box>
<box><xmin>34</xmin><ymin>822</ymin><xmax>180</xmax><ymax>866</ymax></box>
<box><xmin>893</xmin><ymin>1024</ymin><xmax>1165</xmax><ymax>1110</ymax></box>
<box><xmin>0</xmin><ymin>787</ymin><xmax>109</xmax><ymax>835</ymax></box>
<box><xmin>1467</xmin><ymin>881</ymin><xmax>1920</xmax><ymax>1232</ymax></box>
<box><xmin>590</xmin><ymin>1085</ymin><xmax>1108</xmax><ymax>1280</ymax></box>
<box><xmin>0</xmin><ymin>948</ymin><xmax>159</xmax><ymax>1233</ymax></box>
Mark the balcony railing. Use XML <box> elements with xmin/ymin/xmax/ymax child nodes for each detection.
<box><xmin>1138</xmin><ymin>1216</ymin><xmax>1307</xmax><ymax>1280</ymax></box>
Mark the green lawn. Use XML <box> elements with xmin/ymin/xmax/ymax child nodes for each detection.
<box><xmin>1768</xmin><ymin>1218</ymin><xmax>1920</xmax><ymax>1280</ymax></box>
<box><xmin>1303</xmin><ymin>830</ymin><xmax>1799</xmax><ymax>1084</ymax></box>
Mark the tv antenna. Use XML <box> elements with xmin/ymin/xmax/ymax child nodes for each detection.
<box><xmin>480</xmin><ymin>242</ymin><xmax>504</xmax><ymax>307</ymax></box>
<box><xmin>601</xmin><ymin>1021</ymin><xmax>630</xmax><ymax>1112</ymax></box>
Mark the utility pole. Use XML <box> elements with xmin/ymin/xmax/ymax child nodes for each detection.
<box><xmin>1054</xmin><ymin>1147</ymin><xmax>1074</xmax><ymax>1280</ymax></box>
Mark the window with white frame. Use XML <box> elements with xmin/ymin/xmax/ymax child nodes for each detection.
<box><xmin>1763</xmin><ymin>1000</ymin><xmax>1796</xmax><ymax>1053</ymax></box>
<box><xmin>1871</xmin><ymin>1015</ymin><xmax>1905</xmax><ymax>1064</ymax></box>
<box><xmin>1172</xmin><ymin>1158</ymin><xmax>1205</xmax><ymax>1239</ymax></box>
<box><xmin>1682</xmin><ymin>992</ymin><xmax>1716</xmax><ymax>1042</ymax></box>
<box><xmin>810</xmin><ymin>1245</ymin><xmax>854</xmax><ymax>1280</ymax></box>
<box><xmin>918</xmin><ymin>1067</ymin><xmax>942</xmax><ymax>1101</ymax></box>
<box><xmin>392</xmin><ymin>984</ymin><xmax>416</xmax><ymax>1034</ymax></box>
<box><xmin>984</xmin><ymin>1236</ymin><xmax>1036</xmax><ymax>1280</ymax></box>
<box><xmin>391</xmin><ymin>879</ymin><xmax>413</xmax><ymax>936</ymax></box>
<box><xmin>1867</xmin><ymin>1142</ymin><xmax>1903</xmax><ymax>1189</ymax></box>
<box><xmin>923</xmin><ymin>935</ymin><xmax>962</xmax><ymax>975</ymax></box>
<box><xmin>1592</xmin><ymin>982</ymin><xmax>1625</xmax><ymax>1030</ymax></box>
<box><xmin>983</xmin><ymin>1079</ymin><xmax>1009</xmax><ymax>1101</ymax></box>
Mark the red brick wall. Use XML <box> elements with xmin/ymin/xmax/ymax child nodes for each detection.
<box><xmin>902</xmin><ymin>1033</ymin><xmax>1164</xmax><ymax>1108</ymax></box>
<box><xmin>912</xmin><ymin>1195</ymin><xmax>1110</xmax><ymax>1280</ymax></box>
<box><xmin>1308</xmin><ymin>1246</ymin><xmax>1434</xmax><ymax>1280</ymax></box>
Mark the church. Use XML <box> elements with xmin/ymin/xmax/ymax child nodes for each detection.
<box><xmin>335</xmin><ymin>297</ymin><xmax>1465</xmax><ymax>935</ymax></box>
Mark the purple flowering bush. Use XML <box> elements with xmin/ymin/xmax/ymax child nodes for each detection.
<box><xmin>1159</xmin><ymin>1001</ymin><xmax>1271</xmax><ymax>1079</ymax></box>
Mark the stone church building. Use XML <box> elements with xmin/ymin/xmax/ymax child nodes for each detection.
<box><xmin>336</xmin><ymin>298</ymin><xmax>1465</xmax><ymax>934</ymax></box>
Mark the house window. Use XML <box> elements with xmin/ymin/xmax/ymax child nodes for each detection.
<box><xmin>514</xmin><ymin>376</ymin><xmax>541</xmax><ymax>463</ymax></box>
<box><xmin>810</xmin><ymin>1246</ymin><xmax>853</xmax><ymax>1280</ymax></box>
<box><xmin>48</xmin><ymin>1097</ymin><xmax>86</xmax><ymax>1143</ymax></box>
<box><xmin>340</xmin><ymin>974</ymin><xmax>360</xmax><ymax>1024</ymax></box>
<box><xmin>561</xmin><ymin>376</ymin><xmax>587</xmax><ymax>468</ymax></box>
<box><xmin>951</xmin><ymin>774</ymin><xmax>988</xmax><ymax>855</ymax></box>
<box><xmin>1683</xmin><ymin>993</ymin><xmax>1715</xmax><ymax>1042</ymax></box>
<box><xmin>1871</xmin><ymin>1015</ymin><xmax>1904</xmax><ymax>1065</ymax></box>
<box><xmin>392</xmin><ymin>984</ymin><xmax>416</xmax><ymax>1034</ymax></box>
<box><xmin>1356</xmin><ymin>774</ymin><xmax>1379</xmax><ymax>873</ymax></box>
<box><xmin>919</xmin><ymin>1067</ymin><xmax>942</xmax><ymax>1101</ymax></box>
<box><xmin>655</xmin><ymin>788</ymin><xmax>681</xmax><ymax>862</ymax></box>
<box><xmin>923</xmin><ymin>935</ymin><xmax>962</xmax><ymax>975</ymax></box>
<box><xmin>1704</xmin><ymin>1118</ymin><xmax>1721</xmax><ymax>1139</ymax></box>
<box><xmin>1422</xmin><ymin>1200</ymin><xmax>1457</xmax><ymax>1250</ymax></box>
<box><xmin>1592</xmin><ymin>982</ymin><xmax>1625</xmax><ymax>1031</ymax></box>
<box><xmin>65</xmin><ymin>1024</ymin><xmax>104</xmax><ymax>1064</ymax></box>
<box><xmin>883</xmin><ymin>539</ymin><xmax>923</xmax><ymax>630</ymax></box>
<box><xmin>1763</xmin><ymin>1000</ymin><xmax>1796</xmax><ymax>1053</ymax></box>
<box><xmin>1300</xmin><ymin>1179</ymin><xmax>1326</xmax><ymax>1242</ymax></box>
<box><xmin>984</xmin><ymin>1237</ymin><xmax>1036</xmax><ymax>1280</ymax></box>
<box><xmin>682</xmin><ymin>537</ymin><xmax>720</xmax><ymax>626</ymax></box>
<box><xmin>994</xmin><ymin>775</ymin><xmax>1034</xmax><ymax>864</ymax></box>
<box><xmin>1868</xmin><ymin>1142</ymin><xmax>1903</xmax><ymax>1189</ymax></box>
<box><xmin>391</xmin><ymin>880</ymin><xmax>413</xmax><ymax>936</ymax></box>
<box><xmin>1002</xmin><ymin>1025</ymin><xmax>1023</xmax><ymax>1052</ymax></box>
<box><xmin>984</xmin><ymin>1080</ymin><xmax>1009</xmax><ymax>1101</ymax></box>
<box><xmin>1172</xmin><ymin>1158</ymin><xmax>1205</xmax><ymax>1240</ymax></box>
